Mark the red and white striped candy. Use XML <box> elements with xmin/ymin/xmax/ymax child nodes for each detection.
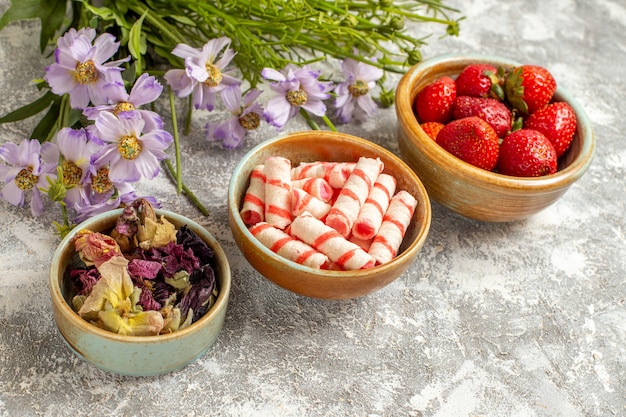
<box><xmin>249</xmin><ymin>222</ymin><xmax>332</xmax><ymax>269</ymax></box>
<box><xmin>291</xmin><ymin>161</ymin><xmax>333</xmax><ymax>180</ymax></box>
<box><xmin>325</xmin><ymin>157</ymin><xmax>384</xmax><ymax>237</ymax></box>
<box><xmin>368</xmin><ymin>190</ymin><xmax>417</xmax><ymax>265</ymax></box>
<box><xmin>264</xmin><ymin>156</ymin><xmax>292</xmax><ymax>229</ymax></box>
<box><xmin>290</xmin><ymin>212</ymin><xmax>376</xmax><ymax>270</ymax></box>
<box><xmin>325</xmin><ymin>162</ymin><xmax>356</xmax><ymax>188</ymax></box>
<box><xmin>240</xmin><ymin>164</ymin><xmax>266</xmax><ymax>226</ymax></box>
<box><xmin>291</xmin><ymin>177</ymin><xmax>333</xmax><ymax>203</ymax></box>
<box><xmin>291</xmin><ymin>161</ymin><xmax>356</xmax><ymax>189</ymax></box>
<box><xmin>291</xmin><ymin>188</ymin><xmax>331</xmax><ymax>219</ymax></box>
<box><xmin>351</xmin><ymin>173</ymin><xmax>397</xmax><ymax>240</ymax></box>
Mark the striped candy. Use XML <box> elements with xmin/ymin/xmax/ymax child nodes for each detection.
<box><xmin>264</xmin><ymin>156</ymin><xmax>293</xmax><ymax>229</ymax></box>
<box><xmin>291</xmin><ymin>177</ymin><xmax>333</xmax><ymax>203</ymax></box>
<box><xmin>291</xmin><ymin>188</ymin><xmax>331</xmax><ymax>219</ymax></box>
<box><xmin>250</xmin><ymin>222</ymin><xmax>332</xmax><ymax>269</ymax></box>
<box><xmin>325</xmin><ymin>157</ymin><xmax>384</xmax><ymax>237</ymax></box>
<box><xmin>290</xmin><ymin>212</ymin><xmax>376</xmax><ymax>270</ymax></box>
<box><xmin>240</xmin><ymin>164</ymin><xmax>266</xmax><ymax>226</ymax></box>
<box><xmin>368</xmin><ymin>190</ymin><xmax>417</xmax><ymax>265</ymax></box>
<box><xmin>352</xmin><ymin>173</ymin><xmax>397</xmax><ymax>240</ymax></box>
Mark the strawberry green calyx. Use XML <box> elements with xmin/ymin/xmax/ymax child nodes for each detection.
<box><xmin>505</xmin><ymin>66</ymin><xmax>529</xmax><ymax>114</ymax></box>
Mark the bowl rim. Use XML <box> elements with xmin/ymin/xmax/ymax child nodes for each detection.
<box><xmin>395</xmin><ymin>52</ymin><xmax>596</xmax><ymax>190</ymax></box>
<box><xmin>49</xmin><ymin>208</ymin><xmax>231</xmax><ymax>344</ymax></box>
<box><xmin>227</xmin><ymin>130</ymin><xmax>432</xmax><ymax>280</ymax></box>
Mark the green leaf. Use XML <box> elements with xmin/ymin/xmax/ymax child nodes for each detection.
<box><xmin>31</xmin><ymin>97</ymin><xmax>61</xmax><ymax>143</ymax></box>
<box><xmin>0</xmin><ymin>90</ymin><xmax>55</xmax><ymax>124</ymax></box>
<box><xmin>0</xmin><ymin>0</ymin><xmax>68</xmax><ymax>52</ymax></box>
<box><xmin>128</xmin><ymin>11</ymin><xmax>148</xmax><ymax>75</ymax></box>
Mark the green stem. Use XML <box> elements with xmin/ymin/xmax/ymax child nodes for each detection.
<box><xmin>163</xmin><ymin>159</ymin><xmax>210</xmax><ymax>217</ymax></box>
<box><xmin>168</xmin><ymin>87</ymin><xmax>183</xmax><ymax>194</ymax></box>
<box><xmin>322</xmin><ymin>115</ymin><xmax>337</xmax><ymax>132</ymax></box>
<box><xmin>299</xmin><ymin>108</ymin><xmax>321</xmax><ymax>130</ymax></box>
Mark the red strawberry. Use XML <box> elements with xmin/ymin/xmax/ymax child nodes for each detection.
<box><xmin>436</xmin><ymin>116</ymin><xmax>499</xmax><ymax>171</ymax></box>
<box><xmin>414</xmin><ymin>76</ymin><xmax>456</xmax><ymax>124</ymax></box>
<box><xmin>497</xmin><ymin>129</ymin><xmax>557</xmax><ymax>177</ymax></box>
<box><xmin>420</xmin><ymin>121</ymin><xmax>445</xmax><ymax>140</ymax></box>
<box><xmin>524</xmin><ymin>101</ymin><xmax>577</xmax><ymax>157</ymax></box>
<box><xmin>455</xmin><ymin>63</ymin><xmax>504</xmax><ymax>100</ymax></box>
<box><xmin>504</xmin><ymin>65</ymin><xmax>556</xmax><ymax>115</ymax></box>
<box><xmin>452</xmin><ymin>96</ymin><xmax>512</xmax><ymax>138</ymax></box>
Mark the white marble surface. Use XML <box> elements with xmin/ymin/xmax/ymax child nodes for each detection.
<box><xmin>0</xmin><ymin>1</ymin><xmax>624</xmax><ymax>416</ymax></box>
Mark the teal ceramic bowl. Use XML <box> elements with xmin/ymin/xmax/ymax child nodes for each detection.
<box><xmin>49</xmin><ymin>209</ymin><xmax>231</xmax><ymax>376</ymax></box>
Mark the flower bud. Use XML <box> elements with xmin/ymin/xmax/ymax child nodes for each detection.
<box><xmin>407</xmin><ymin>49</ymin><xmax>422</xmax><ymax>66</ymax></box>
<box><xmin>389</xmin><ymin>15</ymin><xmax>404</xmax><ymax>31</ymax></box>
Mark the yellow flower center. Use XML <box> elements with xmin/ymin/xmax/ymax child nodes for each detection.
<box><xmin>113</xmin><ymin>102</ymin><xmax>136</xmax><ymax>115</ymax></box>
<box><xmin>348</xmin><ymin>80</ymin><xmax>369</xmax><ymax>97</ymax></box>
<box><xmin>239</xmin><ymin>112</ymin><xmax>261</xmax><ymax>130</ymax></box>
<box><xmin>286</xmin><ymin>88</ymin><xmax>308</xmax><ymax>106</ymax></box>
<box><xmin>118</xmin><ymin>135</ymin><xmax>142</xmax><ymax>160</ymax></box>
<box><xmin>74</xmin><ymin>60</ymin><xmax>98</xmax><ymax>85</ymax></box>
<box><xmin>204</xmin><ymin>64</ymin><xmax>223</xmax><ymax>87</ymax></box>
<box><xmin>91</xmin><ymin>167</ymin><xmax>113</xmax><ymax>194</ymax></box>
<box><xmin>14</xmin><ymin>167</ymin><xmax>38</xmax><ymax>191</ymax></box>
<box><xmin>62</xmin><ymin>161</ymin><xmax>82</xmax><ymax>186</ymax></box>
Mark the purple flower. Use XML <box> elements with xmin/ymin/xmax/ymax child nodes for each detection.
<box><xmin>334</xmin><ymin>57</ymin><xmax>383</xmax><ymax>124</ymax></box>
<box><xmin>0</xmin><ymin>139</ymin><xmax>58</xmax><ymax>216</ymax></box>
<box><xmin>92</xmin><ymin>112</ymin><xmax>172</xmax><ymax>183</ymax></box>
<box><xmin>55</xmin><ymin>127</ymin><xmax>102</xmax><ymax>207</ymax></box>
<box><xmin>44</xmin><ymin>27</ymin><xmax>129</xmax><ymax>109</ymax></box>
<box><xmin>261</xmin><ymin>64</ymin><xmax>333</xmax><ymax>129</ymax></box>
<box><xmin>83</xmin><ymin>73</ymin><xmax>165</xmax><ymax>132</ymax></box>
<box><xmin>206</xmin><ymin>86</ymin><xmax>263</xmax><ymax>148</ymax></box>
<box><xmin>164</xmin><ymin>37</ymin><xmax>240</xmax><ymax>111</ymax></box>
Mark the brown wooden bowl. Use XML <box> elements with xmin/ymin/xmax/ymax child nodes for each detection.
<box><xmin>395</xmin><ymin>53</ymin><xmax>596</xmax><ymax>222</ymax></box>
<box><xmin>228</xmin><ymin>131</ymin><xmax>431</xmax><ymax>299</ymax></box>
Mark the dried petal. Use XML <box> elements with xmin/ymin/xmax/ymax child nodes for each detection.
<box><xmin>73</xmin><ymin>229</ymin><xmax>122</xmax><ymax>268</ymax></box>
<box><xmin>77</xmin><ymin>256</ymin><xmax>133</xmax><ymax>321</ymax></box>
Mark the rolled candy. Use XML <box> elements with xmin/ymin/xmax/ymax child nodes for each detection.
<box><xmin>291</xmin><ymin>177</ymin><xmax>333</xmax><ymax>203</ymax></box>
<box><xmin>264</xmin><ymin>156</ymin><xmax>293</xmax><ymax>229</ymax></box>
<box><xmin>351</xmin><ymin>173</ymin><xmax>397</xmax><ymax>240</ymax></box>
<box><xmin>368</xmin><ymin>190</ymin><xmax>417</xmax><ymax>265</ymax></box>
<box><xmin>291</xmin><ymin>188</ymin><xmax>331</xmax><ymax>219</ymax></box>
<box><xmin>291</xmin><ymin>161</ymin><xmax>333</xmax><ymax>180</ymax></box>
<box><xmin>325</xmin><ymin>157</ymin><xmax>384</xmax><ymax>237</ymax></box>
<box><xmin>291</xmin><ymin>161</ymin><xmax>356</xmax><ymax>189</ymax></box>
<box><xmin>240</xmin><ymin>164</ymin><xmax>266</xmax><ymax>226</ymax></box>
<box><xmin>324</xmin><ymin>162</ymin><xmax>356</xmax><ymax>188</ymax></box>
<box><xmin>250</xmin><ymin>222</ymin><xmax>332</xmax><ymax>269</ymax></box>
<box><xmin>290</xmin><ymin>212</ymin><xmax>376</xmax><ymax>270</ymax></box>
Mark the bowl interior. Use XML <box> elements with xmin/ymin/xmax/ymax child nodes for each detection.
<box><xmin>228</xmin><ymin>130</ymin><xmax>432</xmax><ymax>299</ymax></box>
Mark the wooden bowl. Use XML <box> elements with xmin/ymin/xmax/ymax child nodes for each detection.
<box><xmin>395</xmin><ymin>53</ymin><xmax>596</xmax><ymax>222</ymax></box>
<box><xmin>49</xmin><ymin>209</ymin><xmax>231</xmax><ymax>376</ymax></box>
<box><xmin>228</xmin><ymin>131</ymin><xmax>431</xmax><ymax>299</ymax></box>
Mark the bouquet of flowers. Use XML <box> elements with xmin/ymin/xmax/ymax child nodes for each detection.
<box><xmin>0</xmin><ymin>0</ymin><xmax>461</xmax><ymax>235</ymax></box>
